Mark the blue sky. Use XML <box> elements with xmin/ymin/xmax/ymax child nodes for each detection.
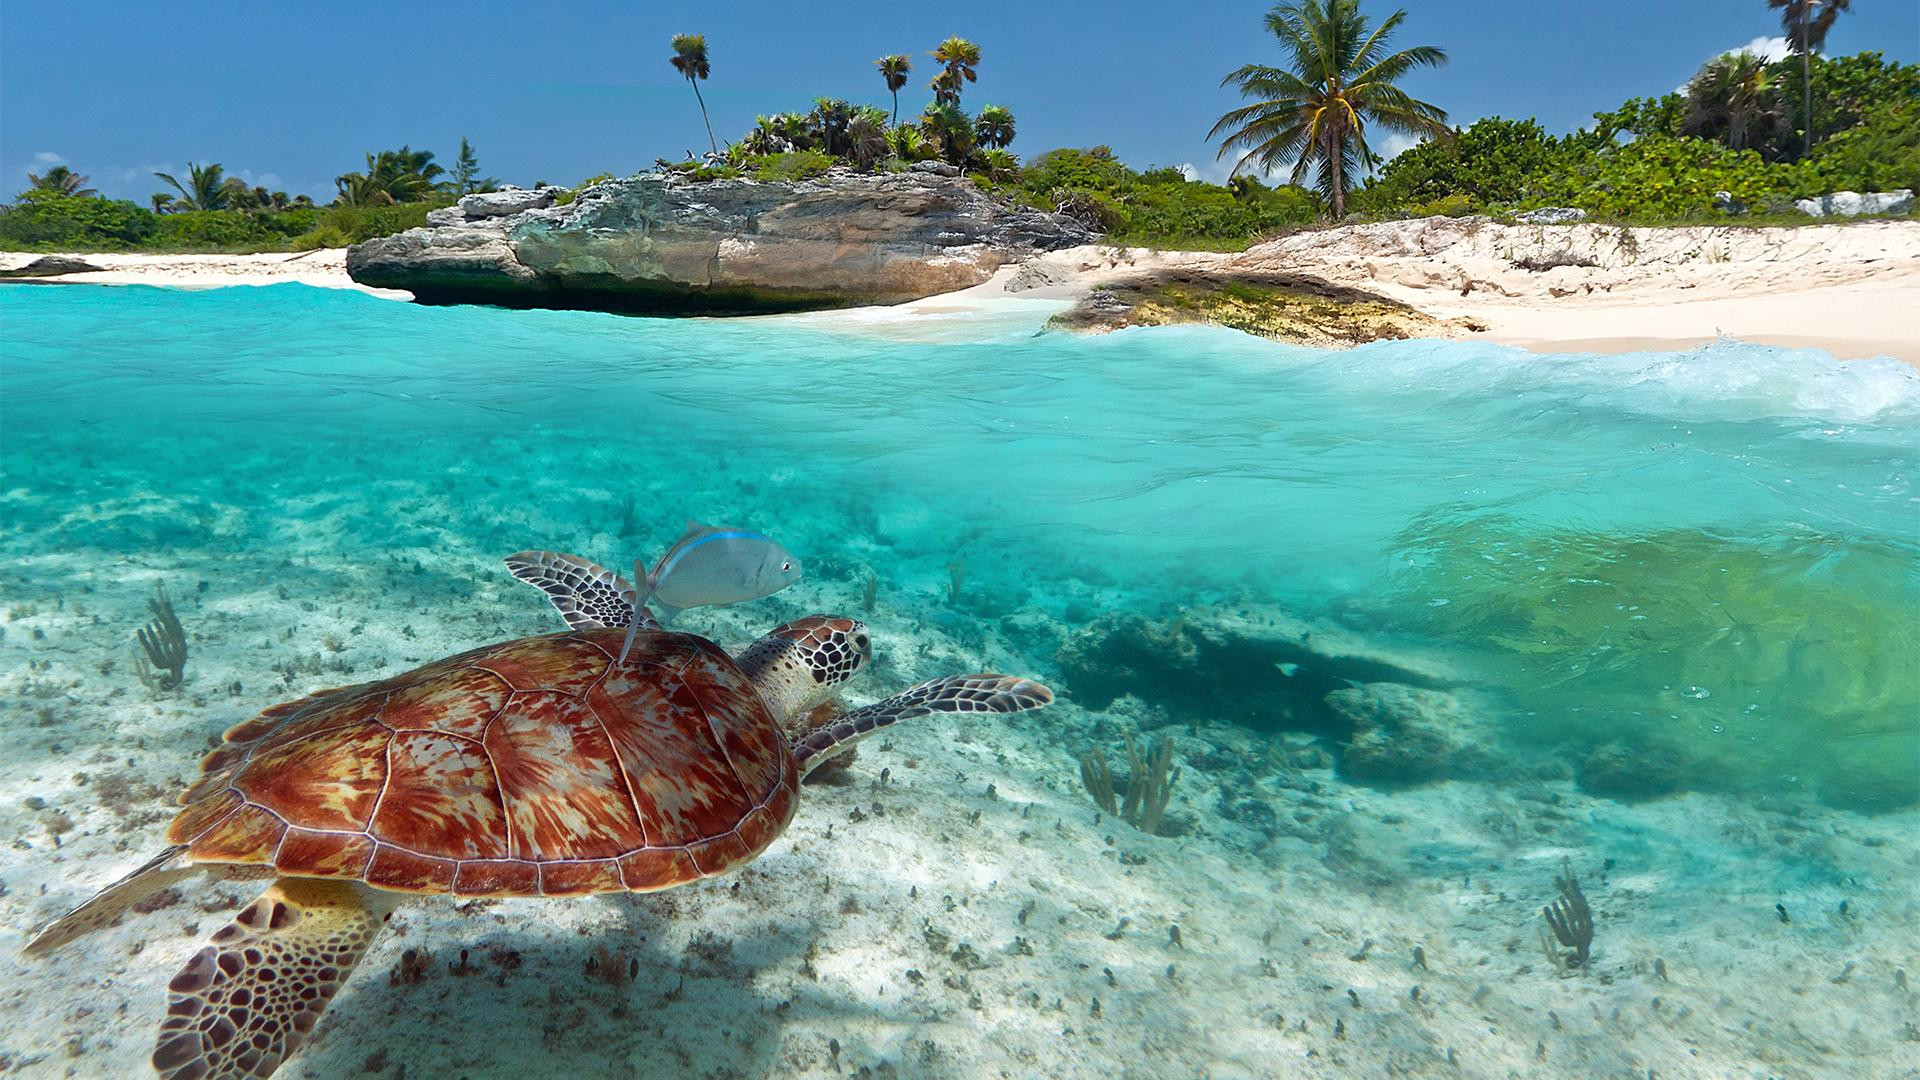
<box><xmin>4</xmin><ymin>0</ymin><xmax>1915</xmax><ymax>202</ymax></box>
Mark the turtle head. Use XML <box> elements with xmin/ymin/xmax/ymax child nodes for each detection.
<box><xmin>735</xmin><ymin>615</ymin><xmax>871</xmax><ymax>722</ymax></box>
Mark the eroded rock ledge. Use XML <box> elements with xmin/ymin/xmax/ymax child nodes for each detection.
<box><xmin>1049</xmin><ymin>268</ymin><xmax>1477</xmax><ymax>347</ymax></box>
<box><xmin>346</xmin><ymin>171</ymin><xmax>1094</xmax><ymax>315</ymax></box>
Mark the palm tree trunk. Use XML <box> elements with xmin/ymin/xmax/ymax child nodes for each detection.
<box><xmin>691</xmin><ymin>79</ymin><xmax>718</xmax><ymax>155</ymax></box>
<box><xmin>891</xmin><ymin>90</ymin><xmax>899</xmax><ymax>126</ymax></box>
<box><xmin>1328</xmin><ymin>127</ymin><xmax>1347</xmax><ymax>221</ymax></box>
<box><xmin>1802</xmin><ymin>36</ymin><xmax>1813</xmax><ymax>158</ymax></box>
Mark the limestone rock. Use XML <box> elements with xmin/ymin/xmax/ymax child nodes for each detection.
<box><xmin>457</xmin><ymin>186</ymin><xmax>556</xmax><ymax>217</ymax></box>
<box><xmin>1515</xmin><ymin>207</ymin><xmax>1587</xmax><ymax>225</ymax></box>
<box><xmin>1048</xmin><ymin>269</ymin><xmax>1475</xmax><ymax>347</ymax></box>
<box><xmin>1794</xmin><ymin>189</ymin><xmax>1913</xmax><ymax>217</ymax></box>
<box><xmin>0</xmin><ymin>255</ymin><xmax>106</xmax><ymax>278</ymax></box>
<box><xmin>348</xmin><ymin>170</ymin><xmax>1093</xmax><ymax>314</ymax></box>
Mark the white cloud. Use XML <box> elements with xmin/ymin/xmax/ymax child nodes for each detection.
<box><xmin>33</xmin><ymin>150</ymin><xmax>67</xmax><ymax>164</ymax></box>
<box><xmin>1680</xmin><ymin>37</ymin><xmax>1794</xmax><ymax>91</ymax></box>
<box><xmin>1376</xmin><ymin>132</ymin><xmax>1425</xmax><ymax>162</ymax></box>
<box><xmin>1729</xmin><ymin>35</ymin><xmax>1793</xmax><ymax>62</ymax></box>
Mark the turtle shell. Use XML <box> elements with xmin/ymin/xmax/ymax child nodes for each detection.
<box><xmin>165</xmin><ymin>629</ymin><xmax>797</xmax><ymax>897</ymax></box>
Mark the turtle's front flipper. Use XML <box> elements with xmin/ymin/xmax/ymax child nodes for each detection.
<box><xmin>24</xmin><ymin>845</ymin><xmax>196</xmax><ymax>956</ymax></box>
<box><xmin>152</xmin><ymin>877</ymin><xmax>398</xmax><ymax>1080</ymax></box>
<box><xmin>793</xmin><ymin>674</ymin><xmax>1053</xmax><ymax>777</ymax></box>
<box><xmin>504</xmin><ymin>551</ymin><xmax>658</xmax><ymax>632</ymax></box>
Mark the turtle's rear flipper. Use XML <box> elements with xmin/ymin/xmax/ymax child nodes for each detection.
<box><xmin>24</xmin><ymin>845</ymin><xmax>195</xmax><ymax>956</ymax></box>
<box><xmin>793</xmin><ymin>675</ymin><xmax>1053</xmax><ymax>777</ymax></box>
<box><xmin>504</xmin><ymin>550</ymin><xmax>657</xmax><ymax>632</ymax></box>
<box><xmin>152</xmin><ymin>877</ymin><xmax>397</xmax><ymax>1080</ymax></box>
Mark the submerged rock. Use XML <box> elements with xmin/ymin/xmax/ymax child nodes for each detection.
<box><xmin>1047</xmin><ymin>269</ymin><xmax>1475</xmax><ymax>347</ymax></box>
<box><xmin>1325</xmin><ymin>682</ymin><xmax>1504</xmax><ymax>785</ymax></box>
<box><xmin>1055</xmin><ymin>607</ymin><xmax>1453</xmax><ymax>734</ymax></box>
<box><xmin>347</xmin><ymin>170</ymin><xmax>1094</xmax><ymax>315</ymax></box>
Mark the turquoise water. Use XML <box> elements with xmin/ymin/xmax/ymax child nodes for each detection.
<box><xmin>4</xmin><ymin>284</ymin><xmax>1917</xmax><ymax>809</ymax></box>
<box><xmin>5</xmin><ymin>283</ymin><xmax>1920</xmax><ymax>1077</ymax></box>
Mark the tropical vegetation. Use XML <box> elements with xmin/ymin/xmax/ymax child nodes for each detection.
<box><xmin>1353</xmin><ymin>49</ymin><xmax>1918</xmax><ymax>221</ymax></box>
<box><xmin>0</xmin><ymin>140</ymin><xmax>500</xmax><ymax>252</ymax></box>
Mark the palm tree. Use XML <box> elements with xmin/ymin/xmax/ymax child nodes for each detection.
<box><xmin>26</xmin><ymin>165</ymin><xmax>97</xmax><ymax>197</ymax></box>
<box><xmin>332</xmin><ymin>171</ymin><xmax>394</xmax><ymax>208</ymax></box>
<box><xmin>1769</xmin><ymin>0</ymin><xmax>1852</xmax><ymax>157</ymax></box>
<box><xmin>876</xmin><ymin>54</ymin><xmax>912</xmax><ymax>125</ymax></box>
<box><xmin>847</xmin><ymin>108</ymin><xmax>891</xmax><ymax>170</ymax></box>
<box><xmin>919</xmin><ymin>102</ymin><xmax>976</xmax><ymax>165</ymax></box>
<box><xmin>975</xmin><ymin>104</ymin><xmax>1016</xmax><ymax>149</ymax></box>
<box><xmin>888</xmin><ymin>125</ymin><xmax>934</xmax><ymax>163</ymax></box>
<box><xmin>1209</xmin><ymin>0</ymin><xmax>1449</xmax><ymax>220</ymax></box>
<box><xmin>975</xmin><ymin>148</ymin><xmax>1021</xmax><ymax>183</ymax></box>
<box><xmin>670</xmin><ymin>33</ymin><xmax>717</xmax><ymax>155</ymax></box>
<box><xmin>809</xmin><ymin>98</ymin><xmax>855</xmax><ymax>158</ymax></box>
<box><xmin>930</xmin><ymin>37</ymin><xmax>981</xmax><ymax>107</ymax></box>
<box><xmin>154</xmin><ymin>162</ymin><xmax>231</xmax><ymax>211</ymax></box>
<box><xmin>1683</xmin><ymin>52</ymin><xmax>1782</xmax><ymax>153</ymax></box>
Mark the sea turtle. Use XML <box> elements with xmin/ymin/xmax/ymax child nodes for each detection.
<box><xmin>27</xmin><ymin>551</ymin><xmax>1052</xmax><ymax>1080</ymax></box>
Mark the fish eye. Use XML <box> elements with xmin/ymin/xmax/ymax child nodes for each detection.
<box><xmin>781</xmin><ymin>561</ymin><xmax>792</xmax><ymax>572</ymax></box>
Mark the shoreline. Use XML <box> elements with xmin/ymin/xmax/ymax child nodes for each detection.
<box><xmin>6</xmin><ymin>218</ymin><xmax>1917</xmax><ymax>362</ymax></box>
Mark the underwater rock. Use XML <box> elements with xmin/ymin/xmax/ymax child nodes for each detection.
<box><xmin>1577</xmin><ymin>740</ymin><xmax>1695</xmax><ymax>800</ymax></box>
<box><xmin>1325</xmin><ymin>683</ymin><xmax>1500</xmax><ymax>785</ymax></box>
<box><xmin>348</xmin><ymin>170</ymin><xmax>1094</xmax><ymax>315</ymax></box>
<box><xmin>1047</xmin><ymin>269</ymin><xmax>1475</xmax><ymax>348</ymax></box>
<box><xmin>1056</xmin><ymin>607</ymin><xmax>1453</xmax><ymax>735</ymax></box>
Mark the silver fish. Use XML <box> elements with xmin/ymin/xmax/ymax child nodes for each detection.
<box><xmin>619</xmin><ymin>520</ymin><xmax>802</xmax><ymax>659</ymax></box>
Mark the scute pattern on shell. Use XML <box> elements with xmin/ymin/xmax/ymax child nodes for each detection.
<box><xmin>166</xmin><ymin>629</ymin><xmax>797</xmax><ymax>897</ymax></box>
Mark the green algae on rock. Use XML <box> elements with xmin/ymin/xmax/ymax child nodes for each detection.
<box><xmin>1048</xmin><ymin>269</ymin><xmax>1475</xmax><ymax>347</ymax></box>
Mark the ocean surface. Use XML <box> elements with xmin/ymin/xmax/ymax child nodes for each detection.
<box><xmin>2</xmin><ymin>283</ymin><xmax>1916</xmax><ymax>1078</ymax></box>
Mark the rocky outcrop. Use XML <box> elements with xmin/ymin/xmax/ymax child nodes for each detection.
<box><xmin>347</xmin><ymin>170</ymin><xmax>1094</xmax><ymax>314</ymax></box>
<box><xmin>1048</xmin><ymin>269</ymin><xmax>1477</xmax><ymax>347</ymax></box>
<box><xmin>0</xmin><ymin>255</ymin><xmax>105</xmax><ymax>278</ymax></box>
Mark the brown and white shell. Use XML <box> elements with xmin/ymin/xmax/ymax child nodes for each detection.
<box><xmin>166</xmin><ymin>629</ymin><xmax>797</xmax><ymax>897</ymax></box>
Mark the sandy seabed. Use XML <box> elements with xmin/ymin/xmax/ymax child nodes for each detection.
<box><xmin>0</xmin><ymin>546</ymin><xmax>1915</xmax><ymax>1079</ymax></box>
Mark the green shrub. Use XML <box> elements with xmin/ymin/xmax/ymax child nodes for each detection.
<box><xmin>749</xmin><ymin>150</ymin><xmax>837</xmax><ymax>183</ymax></box>
<box><xmin>153</xmin><ymin>211</ymin><xmax>276</xmax><ymax>250</ymax></box>
<box><xmin>1014</xmin><ymin>147</ymin><xmax>1321</xmax><ymax>248</ymax></box>
<box><xmin>1406</xmin><ymin>193</ymin><xmax>1477</xmax><ymax>217</ymax></box>
<box><xmin>0</xmin><ymin>190</ymin><xmax>157</xmax><ymax>249</ymax></box>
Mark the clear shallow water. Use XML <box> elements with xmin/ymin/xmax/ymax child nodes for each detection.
<box><xmin>3</xmin><ymin>283</ymin><xmax>1916</xmax><ymax>812</ymax></box>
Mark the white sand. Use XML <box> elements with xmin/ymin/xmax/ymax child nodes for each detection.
<box><xmin>0</xmin><ymin>250</ymin><xmax>409</xmax><ymax>298</ymax></box>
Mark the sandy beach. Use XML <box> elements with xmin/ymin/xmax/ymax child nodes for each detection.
<box><xmin>5</xmin><ymin>218</ymin><xmax>1917</xmax><ymax>361</ymax></box>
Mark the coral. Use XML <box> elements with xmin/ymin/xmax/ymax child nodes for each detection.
<box><xmin>1539</xmin><ymin>858</ymin><xmax>1594</xmax><ymax>973</ymax></box>
<box><xmin>133</xmin><ymin>585</ymin><xmax>187</xmax><ymax>692</ymax></box>
<box><xmin>1079</xmin><ymin>732</ymin><xmax>1181</xmax><ymax>835</ymax></box>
